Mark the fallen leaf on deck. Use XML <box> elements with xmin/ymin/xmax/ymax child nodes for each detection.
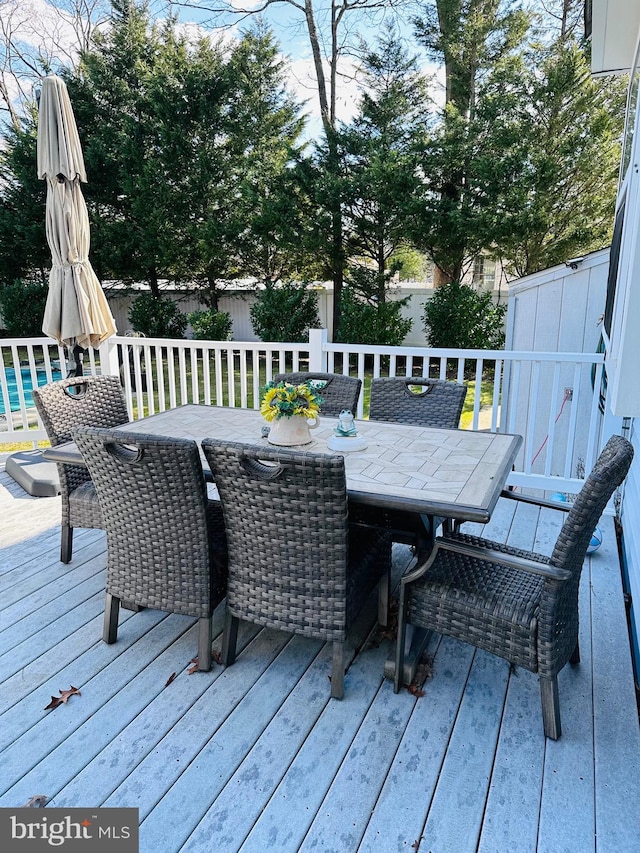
<box><xmin>44</xmin><ymin>686</ymin><xmax>81</xmax><ymax>710</ymax></box>
<box><xmin>165</xmin><ymin>672</ymin><xmax>177</xmax><ymax>687</ymax></box>
<box><xmin>187</xmin><ymin>649</ymin><xmax>222</xmax><ymax>674</ymax></box>
<box><xmin>365</xmin><ymin>598</ymin><xmax>399</xmax><ymax>649</ymax></box>
<box><xmin>23</xmin><ymin>795</ymin><xmax>48</xmax><ymax>808</ymax></box>
<box><xmin>407</xmin><ymin>655</ymin><xmax>433</xmax><ymax>699</ymax></box>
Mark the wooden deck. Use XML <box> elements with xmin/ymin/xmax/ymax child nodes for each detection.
<box><xmin>1</xmin><ymin>454</ymin><xmax>640</xmax><ymax>853</ymax></box>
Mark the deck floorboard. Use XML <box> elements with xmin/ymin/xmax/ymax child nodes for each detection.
<box><xmin>1</xmin><ymin>458</ymin><xmax>639</xmax><ymax>852</ymax></box>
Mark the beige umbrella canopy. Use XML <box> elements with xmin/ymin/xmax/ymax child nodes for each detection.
<box><xmin>38</xmin><ymin>74</ymin><xmax>116</xmax><ymax>371</ymax></box>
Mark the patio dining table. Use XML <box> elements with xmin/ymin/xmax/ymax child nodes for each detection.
<box><xmin>44</xmin><ymin>403</ymin><xmax>522</xmax><ymax>682</ymax></box>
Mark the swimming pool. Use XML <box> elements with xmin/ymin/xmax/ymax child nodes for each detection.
<box><xmin>0</xmin><ymin>366</ymin><xmax>62</xmax><ymax>415</ymax></box>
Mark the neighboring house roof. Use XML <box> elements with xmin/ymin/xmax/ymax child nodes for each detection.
<box><xmin>507</xmin><ymin>248</ymin><xmax>610</xmax><ymax>296</ymax></box>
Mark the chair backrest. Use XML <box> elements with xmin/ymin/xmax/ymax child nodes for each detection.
<box><xmin>273</xmin><ymin>372</ymin><xmax>362</xmax><ymax>418</ymax></box>
<box><xmin>369</xmin><ymin>377</ymin><xmax>467</xmax><ymax>428</ymax></box>
<box><xmin>550</xmin><ymin>434</ymin><xmax>633</xmax><ymax>576</ymax></box>
<box><xmin>74</xmin><ymin>427</ymin><xmax>220</xmax><ymax>617</ymax></box>
<box><xmin>202</xmin><ymin>439</ymin><xmax>350</xmax><ymax>639</ymax></box>
<box><xmin>33</xmin><ymin>376</ymin><xmax>129</xmax><ymax>446</ymax></box>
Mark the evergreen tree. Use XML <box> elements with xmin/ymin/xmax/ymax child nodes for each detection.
<box><xmin>0</xmin><ymin>107</ymin><xmax>48</xmax><ymax>287</ymax></box>
<box><xmin>69</xmin><ymin>0</ymin><xmax>231</xmax><ymax>295</ymax></box>
<box><xmin>495</xmin><ymin>39</ymin><xmax>625</xmax><ymax>276</ymax></box>
<box><xmin>411</xmin><ymin>0</ymin><xmax>622</xmax><ymax>282</ymax></box>
<box><xmin>220</xmin><ymin>24</ymin><xmax>308</xmax><ymax>287</ymax></box>
<box><xmin>339</xmin><ymin>26</ymin><xmax>431</xmax><ymax>302</ymax></box>
<box><xmin>412</xmin><ymin>0</ymin><xmax>530</xmax><ymax>284</ymax></box>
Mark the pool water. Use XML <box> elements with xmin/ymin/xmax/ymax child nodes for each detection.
<box><xmin>0</xmin><ymin>366</ymin><xmax>62</xmax><ymax>415</ymax></box>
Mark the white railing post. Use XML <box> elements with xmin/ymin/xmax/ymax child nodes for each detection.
<box><xmin>99</xmin><ymin>338</ymin><xmax>120</xmax><ymax>377</ymax></box>
<box><xmin>308</xmin><ymin>328</ymin><xmax>328</xmax><ymax>372</ymax></box>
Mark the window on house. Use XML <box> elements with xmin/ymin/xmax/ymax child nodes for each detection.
<box><xmin>604</xmin><ymin>193</ymin><xmax>625</xmax><ymax>338</ymax></box>
<box><xmin>621</xmin><ymin>46</ymin><xmax>640</xmax><ymax>179</ymax></box>
<box><xmin>472</xmin><ymin>257</ymin><xmax>496</xmax><ymax>291</ymax></box>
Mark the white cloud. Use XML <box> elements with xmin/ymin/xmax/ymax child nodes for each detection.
<box><xmin>172</xmin><ymin>19</ymin><xmax>239</xmax><ymax>51</ymax></box>
<box><xmin>229</xmin><ymin>0</ymin><xmax>265</xmax><ymax>10</ymax></box>
<box><xmin>4</xmin><ymin>0</ymin><xmax>79</xmax><ymax>56</ymax></box>
<box><xmin>287</xmin><ymin>54</ymin><xmax>363</xmax><ymax>139</ymax></box>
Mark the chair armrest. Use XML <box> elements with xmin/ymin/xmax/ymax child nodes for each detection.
<box><xmin>43</xmin><ymin>442</ymin><xmax>87</xmax><ymax>467</ymax></box>
<box><xmin>435</xmin><ymin>537</ymin><xmax>572</xmax><ymax>581</ymax></box>
<box><xmin>500</xmin><ymin>488</ymin><xmax>571</xmax><ymax>512</ymax></box>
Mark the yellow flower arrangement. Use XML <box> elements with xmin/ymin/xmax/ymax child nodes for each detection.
<box><xmin>260</xmin><ymin>380</ymin><xmax>323</xmax><ymax>422</ymax></box>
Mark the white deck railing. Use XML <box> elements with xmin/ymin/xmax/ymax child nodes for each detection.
<box><xmin>1</xmin><ymin>329</ymin><xmax>609</xmax><ymax>494</ymax></box>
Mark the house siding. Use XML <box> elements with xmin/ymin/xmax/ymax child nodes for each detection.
<box><xmin>505</xmin><ymin>250</ymin><xmax>613</xmax><ymax>485</ymax></box>
<box><xmin>620</xmin><ymin>420</ymin><xmax>640</xmax><ymax>682</ymax></box>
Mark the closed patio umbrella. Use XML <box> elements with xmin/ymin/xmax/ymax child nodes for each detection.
<box><xmin>38</xmin><ymin>74</ymin><xmax>116</xmax><ymax>375</ymax></box>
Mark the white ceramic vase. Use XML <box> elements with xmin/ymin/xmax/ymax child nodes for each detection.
<box><xmin>267</xmin><ymin>413</ymin><xmax>318</xmax><ymax>446</ymax></box>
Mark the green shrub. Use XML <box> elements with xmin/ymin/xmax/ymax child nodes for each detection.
<box><xmin>0</xmin><ymin>279</ymin><xmax>48</xmax><ymax>337</ymax></box>
<box><xmin>128</xmin><ymin>294</ymin><xmax>187</xmax><ymax>339</ymax></box>
<box><xmin>337</xmin><ymin>288</ymin><xmax>412</xmax><ymax>346</ymax></box>
<box><xmin>188</xmin><ymin>309</ymin><xmax>233</xmax><ymax>341</ymax></box>
<box><xmin>250</xmin><ymin>282</ymin><xmax>321</xmax><ymax>342</ymax></box>
<box><xmin>422</xmin><ymin>281</ymin><xmax>506</xmax><ymax>349</ymax></box>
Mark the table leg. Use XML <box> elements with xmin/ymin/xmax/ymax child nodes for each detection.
<box><xmin>383</xmin><ymin>514</ymin><xmax>441</xmax><ymax>686</ymax></box>
<box><xmin>384</xmin><ymin>624</ymin><xmax>432</xmax><ymax>684</ymax></box>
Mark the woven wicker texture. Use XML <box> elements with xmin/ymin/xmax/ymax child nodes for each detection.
<box><xmin>407</xmin><ymin>533</ymin><xmax>547</xmax><ymax>671</ymax></box>
<box><xmin>33</xmin><ymin>376</ymin><xmax>129</xmax><ymax>561</ymax></box>
<box><xmin>400</xmin><ymin>433</ymin><xmax>633</xmax><ymax>736</ymax></box>
<box><xmin>369</xmin><ymin>378</ymin><xmax>467</xmax><ymax>428</ymax></box>
<box><xmin>74</xmin><ymin>427</ymin><xmax>227</xmax><ymax>619</ymax></box>
<box><xmin>274</xmin><ymin>372</ymin><xmax>362</xmax><ymax>417</ymax></box>
<box><xmin>202</xmin><ymin>438</ymin><xmax>391</xmax><ymax>643</ymax></box>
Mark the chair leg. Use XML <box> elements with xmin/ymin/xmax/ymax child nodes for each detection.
<box><xmin>570</xmin><ymin>639</ymin><xmax>580</xmax><ymax>664</ymax></box>
<box><xmin>378</xmin><ymin>572</ymin><xmax>390</xmax><ymax>628</ymax></box>
<box><xmin>61</xmin><ymin>524</ymin><xmax>73</xmax><ymax>563</ymax></box>
<box><xmin>221</xmin><ymin>610</ymin><xmax>239</xmax><ymax>666</ymax></box>
<box><xmin>540</xmin><ymin>675</ymin><xmax>562</xmax><ymax>740</ymax></box>
<box><xmin>197</xmin><ymin>617</ymin><xmax>212</xmax><ymax>671</ymax></box>
<box><xmin>331</xmin><ymin>641</ymin><xmax>345</xmax><ymax>699</ymax></box>
<box><xmin>103</xmin><ymin>593</ymin><xmax>120</xmax><ymax>644</ymax></box>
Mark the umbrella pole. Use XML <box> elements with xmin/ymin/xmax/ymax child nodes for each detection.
<box><xmin>67</xmin><ymin>343</ymin><xmax>84</xmax><ymax>377</ymax></box>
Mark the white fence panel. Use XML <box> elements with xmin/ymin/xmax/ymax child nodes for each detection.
<box><xmin>1</xmin><ymin>332</ymin><xmax>605</xmax><ymax>495</ymax></box>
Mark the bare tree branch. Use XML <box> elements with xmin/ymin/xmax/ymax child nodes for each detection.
<box><xmin>0</xmin><ymin>0</ymin><xmax>109</xmax><ymax>129</ymax></box>
<box><xmin>169</xmin><ymin>0</ymin><xmax>400</xmax><ymax>134</ymax></box>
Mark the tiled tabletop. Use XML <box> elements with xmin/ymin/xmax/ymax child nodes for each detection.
<box><xmin>48</xmin><ymin>404</ymin><xmax>521</xmax><ymax>524</ymax></box>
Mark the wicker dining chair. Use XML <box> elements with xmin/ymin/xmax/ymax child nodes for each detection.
<box><xmin>369</xmin><ymin>377</ymin><xmax>467</xmax><ymax>428</ymax></box>
<box><xmin>202</xmin><ymin>438</ymin><xmax>391</xmax><ymax>698</ymax></box>
<box><xmin>33</xmin><ymin>375</ymin><xmax>129</xmax><ymax>563</ymax></box>
<box><xmin>394</xmin><ymin>434</ymin><xmax>634</xmax><ymax>739</ymax></box>
<box><xmin>350</xmin><ymin>377</ymin><xmax>466</xmax><ymax>543</ymax></box>
<box><xmin>273</xmin><ymin>372</ymin><xmax>362</xmax><ymax>417</ymax></box>
<box><xmin>74</xmin><ymin>427</ymin><xmax>228</xmax><ymax>670</ymax></box>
